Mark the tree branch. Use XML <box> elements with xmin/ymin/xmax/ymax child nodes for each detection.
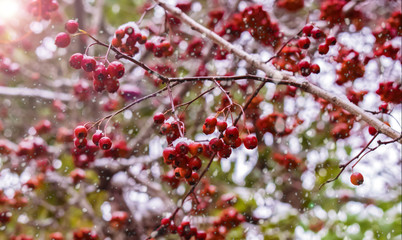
<box><xmin>155</xmin><ymin>0</ymin><xmax>401</xmax><ymax>143</ymax></box>
<box><xmin>0</xmin><ymin>86</ymin><xmax>72</xmax><ymax>101</ymax></box>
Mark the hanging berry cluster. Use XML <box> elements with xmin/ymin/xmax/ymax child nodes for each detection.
<box><xmin>27</xmin><ymin>0</ymin><xmax>59</xmax><ymax>20</ymax></box>
<box><xmin>111</xmin><ymin>24</ymin><xmax>147</xmax><ymax>57</ymax></box>
<box><xmin>73</xmin><ymin>125</ymin><xmax>112</xmax><ymax>155</ymax></box>
<box><xmin>145</xmin><ymin>36</ymin><xmax>174</xmax><ymax>58</ymax></box>
<box><xmin>160</xmin><ymin>219</ymin><xmax>207</xmax><ymax>240</ymax></box>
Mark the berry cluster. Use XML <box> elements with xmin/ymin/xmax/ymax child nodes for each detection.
<box><xmin>273</xmin><ymin>152</ymin><xmax>302</xmax><ymax>169</ymax></box>
<box><xmin>74</xmin><ymin>125</ymin><xmax>112</xmax><ymax>151</ymax></box>
<box><xmin>10</xmin><ymin>234</ymin><xmax>34</xmax><ymax>240</ymax></box>
<box><xmin>334</xmin><ymin>48</ymin><xmax>365</xmax><ymax>85</ymax></box>
<box><xmin>111</xmin><ymin>24</ymin><xmax>147</xmax><ymax>57</ymax></box>
<box><xmin>160</xmin><ymin>219</ymin><xmax>206</xmax><ymax>240</ymax></box>
<box><xmin>296</xmin><ymin>24</ymin><xmax>337</xmax><ymax>76</ymax></box>
<box><xmin>376</xmin><ymin>81</ymin><xmax>402</xmax><ymax>104</ymax></box>
<box><xmin>145</xmin><ymin>36</ymin><xmax>174</xmax><ymax>58</ymax></box>
<box><xmin>54</xmin><ymin>20</ymin><xmax>79</xmax><ymax>48</ymax></box>
<box><xmin>69</xmin><ymin>54</ymin><xmax>125</xmax><ymax>93</ymax></box>
<box><xmin>27</xmin><ymin>0</ymin><xmax>59</xmax><ymax>20</ymax></box>
<box><xmin>205</xmin><ymin>208</ymin><xmax>245</xmax><ymax>239</ymax></box>
<box><xmin>73</xmin><ymin>228</ymin><xmax>98</xmax><ymax>240</ymax></box>
<box><xmin>49</xmin><ymin>232</ymin><xmax>64</xmax><ymax>240</ymax></box>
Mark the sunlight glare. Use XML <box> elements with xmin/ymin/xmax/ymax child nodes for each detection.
<box><xmin>0</xmin><ymin>0</ymin><xmax>20</xmax><ymax>21</ymax></box>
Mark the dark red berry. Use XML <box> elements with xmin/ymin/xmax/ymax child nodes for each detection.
<box><xmin>81</xmin><ymin>55</ymin><xmax>97</xmax><ymax>72</ymax></box>
<box><xmin>74</xmin><ymin>125</ymin><xmax>87</xmax><ymax>139</ymax></box>
<box><xmin>310</xmin><ymin>64</ymin><xmax>320</xmax><ymax>74</ymax></box>
<box><xmin>216</xmin><ymin>120</ymin><xmax>228</xmax><ymax>132</ymax></box>
<box><xmin>311</xmin><ymin>28</ymin><xmax>324</xmax><ymax>39</ymax></box>
<box><xmin>243</xmin><ymin>135</ymin><xmax>258</xmax><ymax>149</ymax></box>
<box><xmin>204</xmin><ymin>116</ymin><xmax>217</xmax><ymax>127</ymax></box>
<box><xmin>186</xmin><ymin>172</ymin><xmax>199</xmax><ymax>185</ymax></box>
<box><xmin>92</xmin><ymin>130</ymin><xmax>104</xmax><ymax>146</ymax></box>
<box><xmin>99</xmin><ymin>137</ymin><xmax>112</xmax><ymax>150</ymax></box>
<box><xmin>161</xmin><ymin>218</ymin><xmax>170</xmax><ymax>226</ymax></box>
<box><xmin>202</xmin><ymin>124</ymin><xmax>215</xmax><ymax>135</ymax></box>
<box><xmin>65</xmin><ymin>20</ymin><xmax>79</xmax><ymax>34</ymax></box>
<box><xmin>379</xmin><ymin>103</ymin><xmax>388</xmax><ymax>113</ymax></box>
<box><xmin>74</xmin><ymin>138</ymin><xmax>87</xmax><ymax>148</ymax></box>
<box><xmin>350</xmin><ymin>172</ymin><xmax>364</xmax><ymax>185</ymax></box>
<box><xmin>298</xmin><ymin>60</ymin><xmax>311</xmax><ymax>76</ymax></box>
<box><xmin>209</xmin><ymin>138</ymin><xmax>224</xmax><ymax>152</ymax></box>
<box><xmin>107</xmin><ymin>61</ymin><xmax>125</xmax><ymax>79</ymax></box>
<box><xmin>69</xmin><ymin>53</ymin><xmax>83</xmax><ymax>69</ymax></box>
<box><xmin>94</xmin><ymin>64</ymin><xmax>108</xmax><ymax>81</ymax></box>
<box><xmin>106</xmin><ymin>78</ymin><xmax>120</xmax><ymax>93</ymax></box>
<box><xmin>224</xmin><ymin>126</ymin><xmax>239</xmax><ymax>140</ymax></box>
<box><xmin>189</xmin><ymin>142</ymin><xmax>203</xmax><ymax>156</ymax></box>
<box><xmin>175</xmin><ymin>142</ymin><xmax>189</xmax><ymax>155</ymax></box>
<box><xmin>153</xmin><ymin>113</ymin><xmax>165</xmax><ymax>124</ymax></box>
<box><xmin>188</xmin><ymin>156</ymin><xmax>202</xmax><ymax>170</ymax></box>
<box><xmin>93</xmin><ymin>79</ymin><xmax>105</xmax><ymax>92</ymax></box>
<box><xmin>55</xmin><ymin>32</ymin><xmax>70</xmax><ymax>48</ymax></box>
<box><xmin>115</xmin><ymin>29</ymin><xmax>125</xmax><ymax>39</ymax></box>
<box><xmin>368</xmin><ymin>126</ymin><xmax>377</xmax><ymax>136</ymax></box>
<box><xmin>297</xmin><ymin>37</ymin><xmax>311</xmax><ymax>49</ymax></box>
<box><xmin>318</xmin><ymin>43</ymin><xmax>329</xmax><ymax>55</ymax></box>
<box><xmin>302</xmin><ymin>24</ymin><xmax>314</xmax><ymax>36</ymax></box>
<box><xmin>163</xmin><ymin>147</ymin><xmax>177</xmax><ymax>164</ymax></box>
<box><xmin>325</xmin><ymin>36</ymin><xmax>337</xmax><ymax>45</ymax></box>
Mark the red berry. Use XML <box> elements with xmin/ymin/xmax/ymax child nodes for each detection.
<box><xmin>209</xmin><ymin>138</ymin><xmax>224</xmax><ymax>152</ymax></box>
<box><xmin>94</xmin><ymin>64</ymin><xmax>108</xmax><ymax>81</ymax></box>
<box><xmin>163</xmin><ymin>147</ymin><xmax>177</xmax><ymax>164</ymax></box>
<box><xmin>186</xmin><ymin>172</ymin><xmax>199</xmax><ymax>185</ymax></box>
<box><xmin>106</xmin><ymin>78</ymin><xmax>120</xmax><ymax>93</ymax></box>
<box><xmin>65</xmin><ymin>20</ymin><xmax>79</xmax><ymax>34</ymax></box>
<box><xmin>216</xmin><ymin>120</ymin><xmax>228</xmax><ymax>132</ymax></box>
<box><xmin>49</xmin><ymin>232</ymin><xmax>64</xmax><ymax>240</ymax></box>
<box><xmin>297</xmin><ymin>37</ymin><xmax>311</xmax><ymax>49</ymax></box>
<box><xmin>202</xmin><ymin>124</ymin><xmax>215</xmax><ymax>135</ymax></box>
<box><xmin>161</xmin><ymin>218</ymin><xmax>170</xmax><ymax>226</ymax></box>
<box><xmin>93</xmin><ymin>79</ymin><xmax>105</xmax><ymax>92</ymax></box>
<box><xmin>311</xmin><ymin>28</ymin><xmax>324</xmax><ymax>39</ymax></box>
<box><xmin>204</xmin><ymin>116</ymin><xmax>217</xmax><ymax>127</ymax></box>
<box><xmin>368</xmin><ymin>126</ymin><xmax>377</xmax><ymax>136</ymax></box>
<box><xmin>318</xmin><ymin>43</ymin><xmax>329</xmax><ymax>55</ymax></box>
<box><xmin>350</xmin><ymin>172</ymin><xmax>364</xmax><ymax>185</ymax></box>
<box><xmin>74</xmin><ymin>125</ymin><xmax>87</xmax><ymax>139</ymax></box>
<box><xmin>302</xmin><ymin>24</ymin><xmax>314</xmax><ymax>36</ymax></box>
<box><xmin>196</xmin><ymin>231</ymin><xmax>207</xmax><ymax>240</ymax></box>
<box><xmin>107</xmin><ymin>61</ymin><xmax>125</xmax><ymax>79</ymax></box>
<box><xmin>224</xmin><ymin>126</ymin><xmax>239</xmax><ymax>140</ymax></box>
<box><xmin>298</xmin><ymin>60</ymin><xmax>311</xmax><ymax>76</ymax></box>
<box><xmin>188</xmin><ymin>156</ymin><xmax>202</xmax><ymax>170</ymax></box>
<box><xmin>92</xmin><ymin>130</ymin><xmax>104</xmax><ymax>146</ymax></box>
<box><xmin>379</xmin><ymin>103</ymin><xmax>389</xmax><ymax>113</ymax></box>
<box><xmin>175</xmin><ymin>142</ymin><xmax>189</xmax><ymax>155</ymax></box>
<box><xmin>145</xmin><ymin>42</ymin><xmax>155</xmax><ymax>51</ymax></box>
<box><xmin>189</xmin><ymin>142</ymin><xmax>203</xmax><ymax>156</ymax></box>
<box><xmin>153</xmin><ymin>113</ymin><xmax>165</xmax><ymax>124</ymax></box>
<box><xmin>231</xmin><ymin>138</ymin><xmax>242</xmax><ymax>148</ymax></box>
<box><xmin>218</xmin><ymin>144</ymin><xmax>232</xmax><ymax>158</ymax></box>
<box><xmin>81</xmin><ymin>56</ymin><xmax>97</xmax><ymax>72</ymax></box>
<box><xmin>243</xmin><ymin>135</ymin><xmax>258</xmax><ymax>149</ymax></box>
<box><xmin>69</xmin><ymin>53</ymin><xmax>83</xmax><ymax>69</ymax></box>
<box><xmin>55</xmin><ymin>32</ymin><xmax>70</xmax><ymax>48</ymax></box>
<box><xmin>74</xmin><ymin>138</ymin><xmax>87</xmax><ymax>148</ymax></box>
<box><xmin>310</xmin><ymin>64</ymin><xmax>320</xmax><ymax>74</ymax></box>
<box><xmin>99</xmin><ymin>137</ymin><xmax>112</xmax><ymax>150</ymax></box>
<box><xmin>70</xmin><ymin>168</ymin><xmax>86</xmax><ymax>184</ymax></box>
<box><xmin>160</xmin><ymin>123</ymin><xmax>172</xmax><ymax>135</ymax></box>
<box><xmin>325</xmin><ymin>36</ymin><xmax>337</xmax><ymax>45</ymax></box>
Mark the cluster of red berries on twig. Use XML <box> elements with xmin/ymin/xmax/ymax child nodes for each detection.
<box><xmin>111</xmin><ymin>24</ymin><xmax>147</xmax><ymax>57</ymax></box>
<box><xmin>27</xmin><ymin>0</ymin><xmax>59</xmax><ymax>20</ymax></box>
<box><xmin>160</xmin><ymin>219</ymin><xmax>207</xmax><ymax>240</ymax></box>
<box><xmin>74</xmin><ymin>125</ymin><xmax>112</xmax><ymax>152</ymax></box>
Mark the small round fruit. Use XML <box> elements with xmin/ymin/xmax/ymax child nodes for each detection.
<box><xmin>224</xmin><ymin>126</ymin><xmax>239</xmax><ymax>140</ymax></box>
<box><xmin>368</xmin><ymin>126</ymin><xmax>377</xmax><ymax>136</ymax></box>
<box><xmin>74</xmin><ymin>138</ymin><xmax>87</xmax><ymax>148</ymax></box>
<box><xmin>350</xmin><ymin>172</ymin><xmax>364</xmax><ymax>185</ymax></box>
<box><xmin>69</xmin><ymin>53</ymin><xmax>83</xmax><ymax>69</ymax></box>
<box><xmin>163</xmin><ymin>147</ymin><xmax>177</xmax><ymax>164</ymax></box>
<box><xmin>298</xmin><ymin>37</ymin><xmax>311</xmax><ymax>49</ymax></box>
<box><xmin>310</xmin><ymin>64</ymin><xmax>320</xmax><ymax>74</ymax></box>
<box><xmin>161</xmin><ymin>218</ymin><xmax>170</xmax><ymax>227</ymax></box>
<box><xmin>175</xmin><ymin>142</ymin><xmax>189</xmax><ymax>155</ymax></box>
<box><xmin>99</xmin><ymin>137</ymin><xmax>112</xmax><ymax>150</ymax></box>
<box><xmin>209</xmin><ymin>138</ymin><xmax>224</xmax><ymax>152</ymax></box>
<box><xmin>311</xmin><ymin>28</ymin><xmax>324</xmax><ymax>39</ymax></box>
<box><xmin>379</xmin><ymin>103</ymin><xmax>388</xmax><ymax>113</ymax></box>
<box><xmin>188</xmin><ymin>156</ymin><xmax>202</xmax><ymax>170</ymax></box>
<box><xmin>318</xmin><ymin>43</ymin><xmax>329</xmax><ymax>55</ymax></box>
<box><xmin>204</xmin><ymin>116</ymin><xmax>217</xmax><ymax>127</ymax></box>
<box><xmin>81</xmin><ymin>55</ymin><xmax>97</xmax><ymax>72</ymax></box>
<box><xmin>107</xmin><ymin>61</ymin><xmax>125</xmax><ymax>79</ymax></box>
<box><xmin>202</xmin><ymin>124</ymin><xmax>215</xmax><ymax>135</ymax></box>
<box><xmin>74</xmin><ymin>125</ymin><xmax>87</xmax><ymax>139</ymax></box>
<box><xmin>153</xmin><ymin>113</ymin><xmax>165</xmax><ymax>124</ymax></box>
<box><xmin>55</xmin><ymin>32</ymin><xmax>70</xmax><ymax>48</ymax></box>
<box><xmin>186</xmin><ymin>172</ymin><xmax>199</xmax><ymax>185</ymax></box>
<box><xmin>92</xmin><ymin>130</ymin><xmax>104</xmax><ymax>146</ymax></box>
<box><xmin>302</xmin><ymin>24</ymin><xmax>314</xmax><ymax>36</ymax></box>
<box><xmin>65</xmin><ymin>20</ymin><xmax>79</xmax><ymax>34</ymax></box>
<box><xmin>216</xmin><ymin>120</ymin><xmax>228</xmax><ymax>132</ymax></box>
<box><xmin>325</xmin><ymin>36</ymin><xmax>337</xmax><ymax>46</ymax></box>
<box><xmin>94</xmin><ymin>64</ymin><xmax>108</xmax><ymax>81</ymax></box>
<box><xmin>243</xmin><ymin>135</ymin><xmax>258</xmax><ymax>149</ymax></box>
<box><xmin>189</xmin><ymin>142</ymin><xmax>203</xmax><ymax>156</ymax></box>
